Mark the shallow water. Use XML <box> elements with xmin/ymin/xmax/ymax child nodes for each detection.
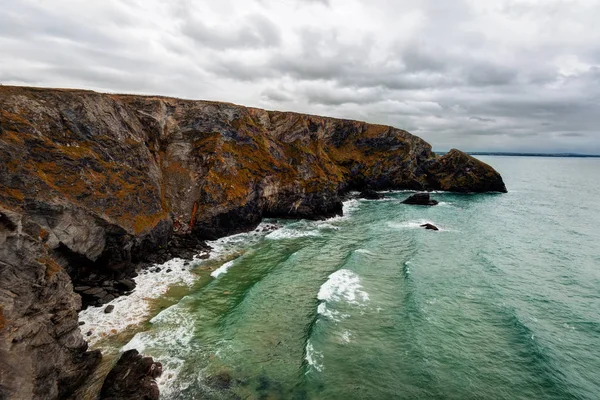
<box><xmin>88</xmin><ymin>156</ymin><xmax>600</xmax><ymax>399</ymax></box>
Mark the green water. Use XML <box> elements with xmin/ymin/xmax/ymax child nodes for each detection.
<box><xmin>124</xmin><ymin>156</ymin><xmax>600</xmax><ymax>399</ymax></box>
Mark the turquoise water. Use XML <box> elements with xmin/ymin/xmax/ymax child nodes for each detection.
<box><xmin>123</xmin><ymin>157</ymin><xmax>600</xmax><ymax>399</ymax></box>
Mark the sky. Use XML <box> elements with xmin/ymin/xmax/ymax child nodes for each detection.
<box><xmin>1</xmin><ymin>0</ymin><xmax>599</xmax><ymax>153</ymax></box>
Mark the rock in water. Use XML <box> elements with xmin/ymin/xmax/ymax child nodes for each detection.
<box><xmin>104</xmin><ymin>305</ymin><xmax>115</xmax><ymax>314</ymax></box>
<box><xmin>100</xmin><ymin>349</ymin><xmax>162</xmax><ymax>400</ymax></box>
<box><xmin>207</xmin><ymin>371</ymin><xmax>232</xmax><ymax>390</ymax></box>
<box><xmin>402</xmin><ymin>193</ymin><xmax>439</xmax><ymax>206</ymax></box>
<box><xmin>358</xmin><ymin>189</ymin><xmax>384</xmax><ymax>200</ymax></box>
<box><xmin>420</xmin><ymin>223</ymin><xmax>440</xmax><ymax>231</ymax></box>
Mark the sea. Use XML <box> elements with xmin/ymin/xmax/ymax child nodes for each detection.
<box><xmin>79</xmin><ymin>156</ymin><xmax>600</xmax><ymax>400</ymax></box>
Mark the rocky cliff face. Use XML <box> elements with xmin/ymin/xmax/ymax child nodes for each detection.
<box><xmin>0</xmin><ymin>86</ymin><xmax>506</xmax><ymax>399</ymax></box>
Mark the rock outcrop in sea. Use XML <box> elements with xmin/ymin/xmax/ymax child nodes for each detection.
<box><xmin>402</xmin><ymin>192</ymin><xmax>439</xmax><ymax>206</ymax></box>
<box><xmin>99</xmin><ymin>349</ymin><xmax>162</xmax><ymax>400</ymax></box>
<box><xmin>0</xmin><ymin>86</ymin><xmax>506</xmax><ymax>399</ymax></box>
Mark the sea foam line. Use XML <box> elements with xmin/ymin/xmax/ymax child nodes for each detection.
<box><xmin>265</xmin><ymin>227</ymin><xmax>320</xmax><ymax>240</ymax></box>
<box><xmin>79</xmin><ymin>222</ymin><xmax>276</xmax><ymax>347</ymax></box>
<box><xmin>122</xmin><ymin>300</ymin><xmax>197</xmax><ymax>396</ymax></box>
<box><xmin>210</xmin><ymin>259</ymin><xmax>236</xmax><ymax>278</ymax></box>
<box><xmin>78</xmin><ymin>257</ymin><xmax>200</xmax><ymax>346</ymax></box>
<box><xmin>305</xmin><ymin>340</ymin><xmax>324</xmax><ymax>372</ymax></box>
<box><xmin>317</xmin><ymin>269</ymin><xmax>370</xmax><ymax>304</ymax></box>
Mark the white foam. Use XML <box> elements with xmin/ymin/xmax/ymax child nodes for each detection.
<box><xmin>79</xmin><ymin>223</ymin><xmax>274</xmax><ymax>347</ymax></box>
<box><xmin>265</xmin><ymin>227</ymin><xmax>320</xmax><ymax>240</ymax></box>
<box><xmin>121</xmin><ymin>303</ymin><xmax>196</xmax><ymax>396</ymax></box>
<box><xmin>305</xmin><ymin>340</ymin><xmax>324</xmax><ymax>372</ymax></box>
<box><xmin>357</xmin><ymin>197</ymin><xmax>395</xmax><ymax>202</ymax></box>
<box><xmin>342</xmin><ymin>199</ymin><xmax>360</xmax><ymax>216</ymax></box>
<box><xmin>317</xmin><ymin>269</ymin><xmax>369</xmax><ymax>304</ymax></box>
<box><xmin>388</xmin><ymin>220</ymin><xmax>446</xmax><ymax>231</ymax></box>
<box><xmin>355</xmin><ymin>248</ymin><xmax>375</xmax><ymax>255</ymax></box>
<box><xmin>382</xmin><ymin>189</ymin><xmax>415</xmax><ymax>194</ymax></box>
<box><xmin>340</xmin><ymin>330</ymin><xmax>352</xmax><ymax>343</ymax></box>
<box><xmin>78</xmin><ymin>257</ymin><xmax>199</xmax><ymax>346</ymax></box>
<box><xmin>317</xmin><ymin>302</ymin><xmax>348</xmax><ymax>322</ymax></box>
<box><xmin>205</xmin><ymin>224</ymin><xmax>270</xmax><ymax>258</ymax></box>
<box><xmin>210</xmin><ymin>259</ymin><xmax>236</xmax><ymax>278</ymax></box>
<box><xmin>315</xmin><ymin>222</ymin><xmax>340</xmax><ymax>231</ymax></box>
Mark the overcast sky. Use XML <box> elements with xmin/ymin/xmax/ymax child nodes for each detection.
<box><xmin>1</xmin><ymin>0</ymin><xmax>599</xmax><ymax>153</ymax></box>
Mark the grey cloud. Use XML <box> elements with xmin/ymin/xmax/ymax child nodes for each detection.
<box><xmin>469</xmin><ymin>117</ymin><xmax>496</xmax><ymax>123</ymax></box>
<box><xmin>465</xmin><ymin>63</ymin><xmax>519</xmax><ymax>86</ymax></box>
<box><xmin>182</xmin><ymin>14</ymin><xmax>281</xmax><ymax>49</ymax></box>
<box><xmin>304</xmin><ymin>0</ymin><xmax>330</xmax><ymax>5</ymax></box>
<box><xmin>301</xmin><ymin>86</ymin><xmax>383</xmax><ymax>106</ymax></box>
<box><xmin>261</xmin><ymin>87</ymin><xmax>293</xmax><ymax>102</ymax></box>
<box><xmin>400</xmin><ymin>44</ymin><xmax>448</xmax><ymax>73</ymax></box>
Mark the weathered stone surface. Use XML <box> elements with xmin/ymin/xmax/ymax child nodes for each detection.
<box><xmin>116</xmin><ymin>279</ymin><xmax>136</xmax><ymax>292</ymax></box>
<box><xmin>99</xmin><ymin>349</ymin><xmax>162</xmax><ymax>400</ymax></box>
<box><xmin>0</xmin><ymin>85</ymin><xmax>506</xmax><ymax>399</ymax></box>
<box><xmin>425</xmin><ymin>149</ymin><xmax>507</xmax><ymax>193</ymax></box>
<box><xmin>0</xmin><ymin>208</ymin><xmax>101</xmax><ymax>400</ymax></box>
<box><xmin>358</xmin><ymin>189</ymin><xmax>384</xmax><ymax>200</ymax></box>
<box><xmin>402</xmin><ymin>192</ymin><xmax>439</xmax><ymax>206</ymax></box>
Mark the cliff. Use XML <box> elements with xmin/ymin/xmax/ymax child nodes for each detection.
<box><xmin>0</xmin><ymin>86</ymin><xmax>506</xmax><ymax>399</ymax></box>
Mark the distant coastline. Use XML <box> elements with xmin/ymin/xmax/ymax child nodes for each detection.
<box><xmin>435</xmin><ymin>151</ymin><xmax>600</xmax><ymax>158</ymax></box>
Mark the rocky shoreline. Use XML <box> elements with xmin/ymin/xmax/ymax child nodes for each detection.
<box><xmin>0</xmin><ymin>85</ymin><xmax>506</xmax><ymax>399</ymax></box>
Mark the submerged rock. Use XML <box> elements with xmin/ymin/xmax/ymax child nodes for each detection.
<box><xmin>420</xmin><ymin>223</ymin><xmax>440</xmax><ymax>231</ymax></box>
<box><xmin>402</xmin><ymin>193</ymin><xmax>439</xmax><ymax>206</ymax></box>
<box><xmin>207</xmin><ymin>371</ymin><xmax>232</xmax><ymax>390</ymax></box>
<box><xmin>358</xmin><ymin>189</ymin><xmax>384</xmax><ymax>200</ymax></box>
<box><xmin>100</xmin><ymin>349</ymin><xmax>162</xmax><ymax>400</ymax></box>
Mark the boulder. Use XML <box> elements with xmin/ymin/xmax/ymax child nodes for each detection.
<box><xmin>100</xmin><ymin>349</ymin><xmax>162</xmax><ymax>400</ymax></box>
<box><xmin>104</xmin><ymin>305</ymin><xmax>115</xmax><ymax>314</ymax></box>
<box><xmin>420</xmin><ymin>223</ymin><xmax>439</xmax><ymax>231</ymax></box>
<box><xmin>358</xmin><ymin>189</ymin><xmax>384</xmax><ymax>200</ymax></box>
<box><xmin>402</xmin><ymin>193</ymin><xmax>439</xmax><ymax>206</ymax></box>
<box><xmin>116</xmin><ymin>279</ymin><xmax>136</xmax><ymax>292</ymax></box>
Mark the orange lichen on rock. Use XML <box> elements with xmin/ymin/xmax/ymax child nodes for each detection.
<box><xmin>189</xmin><ymin>201</ymin><xmax>198</xmax><ymax>229</ymax></box>
<box><xmin>131</xmin><ymin>210</ymin><xmax>169</xmax><ymax>235</ymax></box>
<box><xmin>41</xmin><ymin>256</ymin><xmax>62</xmax><ymax>279</ymax></box>
<box><xmin>0</xmin><ymin>305</ymin><xmax>6</xmax><ymax>331</ymax></box>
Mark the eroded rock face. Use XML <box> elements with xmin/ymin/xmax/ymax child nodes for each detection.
<box><xmin>0</xmin><ymin>208</ymin><xmax>101</xmax><ymax>399</ymax></box>
<box><xmin>425</xmin><ymin>149</ymin><xmax>507</xmax><ymax>193</ymax></box>
<box><xmin>0</xmin><ymin>86</ymin><xmax>506</xmax><ymax>398</ymax></box>
<box><xmin>99</xmin><ymin>349</ymin><xmax>162</xmax><ymax>400</ymax></box>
